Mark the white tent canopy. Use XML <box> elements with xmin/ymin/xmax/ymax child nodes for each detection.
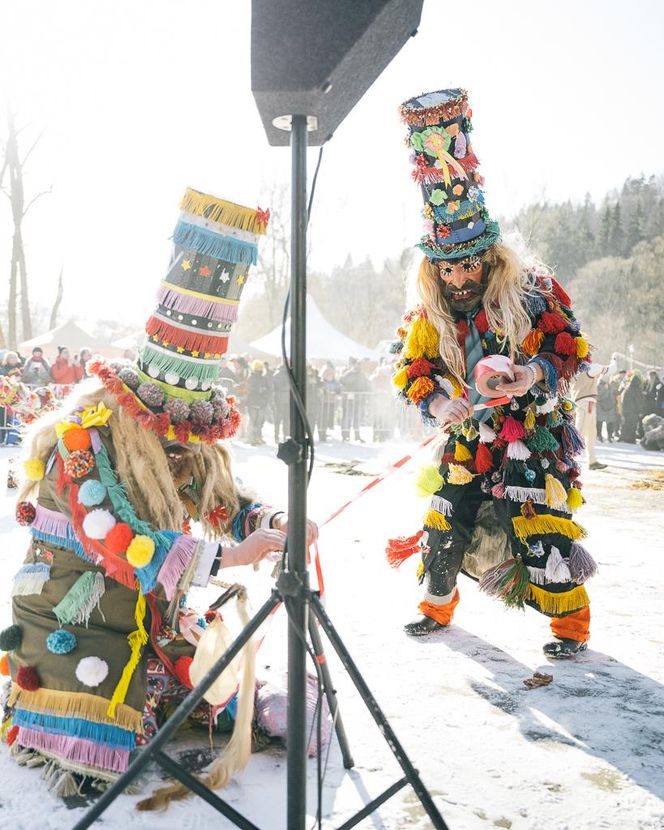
<box><xmin>250</xmin><ymin>296</ymin><xmax>375</xmax><ymax>362</ymax></box>
<box><xmin>19</xmin><ymin>319</ymin><xmax>123</xmax><ymax>358</ymax></box>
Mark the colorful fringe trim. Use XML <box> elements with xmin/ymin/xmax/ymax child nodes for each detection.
<box><xmin>157</xmin><ymin>535</ymin><xmax>200</xmax><ymax>600</ymax></box>
<box><xmin>7</xmin><ymin>685</ymin><xmax>143</xmax><ymax>733</ymax></box>
<box><xmin>179</xmin><ymin>188</ymin><xmax>269</xmax><ymax>234</ymax></box>
<box><xmin>526</xmin><ymin>583</ymin><xmax>589</xmax><ymax>615</ymax></box>
<box><xmin>11</xmin><ymin>563</ymin><xmax>51</xmax><ymax>597</ymax></box>
<box><xmin>173</xmin><ymin>221</ymin><xmax>258</xmax><ymax>265</ymax></box>
<box><xmin>53</xmin><ymin>571</ymin><xmax>105</xmax><ymax>627</ymax></box>
<box><xmin>138</xmin><ymin>342</ymin><xmax>221</xmax><ymax>382</ymax></box>
<box><xmin>12</xmin><ymin>709</ymin><xmax>135</xmax><ymax>751</ymax></box>
<box><xmin>512</xmin><ymin>515</ymin><xmax>586</xmax><ymax>544</ymax></box>
<box><xmin>17</xmin><ymin>726</ymin><xmax>131</xmax><ymax>774</ymax></box>
<box><xmin>156</xmin><ymin>282</ymin><xmax>239</xmax><ymax>324</ymax></box>
<box><xmin>386</xmin><ymin>531</ymin><xmax>423</xmax><ymax>568</ymax></box>
<box><xmin>145</xmin><ymin>315</ymin><xmax>229</xmax><ymax>356</ymax></box>
<box><xmin>479</xmin><ymin>557</ymin><xmax>530</xmax><ymax>608</ymax></box>
<box><xmin>423</xmin><ymin>509</ymin><xmax>451</xmax><ymax>531</ymax></box>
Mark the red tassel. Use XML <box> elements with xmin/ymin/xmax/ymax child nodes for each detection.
<box><xmin>6</xmin><ymin>726</ymin><xmax>19</xmax><ymax>747</ymax></box>
<box><xmin>386</xmin><ymin>531</ymin><xmax>423</xmax><ymax>568</ymax></box>
<box><xmin>550</xmin><ymin>277</ymin><xmax>572</xmax><ymax>308</ymax></box>
<box><xmin>475</xmin><ymin>441</ymin><xmax>493</xmax><ymax>473</ymax></box>
<box><xmin>498</xmin><ymin>416</ymin><xmax>526</xmax><ymax>442</ymax></box>
<box><xmin>537</xmin><ymin>312</ymin><xmax>568</xmax><ymax>334</ymax></box>
<box><xmin>554</xmin><ymin>332</ymin><xmax>577</xmax><ymax>356</ymax></box>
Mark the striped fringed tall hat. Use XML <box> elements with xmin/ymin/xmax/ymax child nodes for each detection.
<box><xmin>400</xmin><ymin>88</ymin><xmax>500</xmax><ymax>261</ymax></box>
<box><xmin>89</xmin><ymin>187</ymin><xmax>269</xmax><ymax>444</ymax></box>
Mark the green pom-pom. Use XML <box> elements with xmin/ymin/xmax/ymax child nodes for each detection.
<box><xmin>0</xmin><ymin>625</ymin><xmax>22</xmax><ymax>651</ymax></box>
<box><xmin>525</xmin><ymin>425</ymin><xmax>560</xmax><ymax>453</ymax></box>
<box><xmin>415</xmin><ymin>464</ymin><xmax>444</xmax><ymax>498</ymax></box>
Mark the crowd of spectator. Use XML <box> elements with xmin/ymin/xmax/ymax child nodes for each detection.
<box><xmin>596</xmin><ymin>367</ymin><xmax>664</xmax><ymax>445</ymax></box>
<box><xmin>218</xmin><ymin>354</ymin><xmax>422</xmax><ymax>446</ymax></box>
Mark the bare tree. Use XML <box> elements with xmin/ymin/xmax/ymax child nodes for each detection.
<box><xmin>255</xmin><ymin>182</ymin><xmax>290</xmax><ymax>329</ymax></box>
<box><xmin>1</xmin><ymin>107</ymin><xmax>51</xmax><ymax>348</ymax></box>
<box><xmin>49</xmin><ymin>265</ymin><xmax>64</xmax><ymax>329</ymax></box>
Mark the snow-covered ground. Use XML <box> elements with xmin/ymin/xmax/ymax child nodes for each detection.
<box><xmin>0</xmin><ymin>433</ymin><xmax>663</xmax><ymax>830</ymax></box>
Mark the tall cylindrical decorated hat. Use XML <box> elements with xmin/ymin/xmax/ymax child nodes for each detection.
<box><xmin>400</xmin><ymin>88</ymin><xmax>500</xmax><ymax>260</ymax></box>
<box><xmin>90</xmin><ymin>188</ymin><xmax>269</xmax><ymax>443</ymax></box>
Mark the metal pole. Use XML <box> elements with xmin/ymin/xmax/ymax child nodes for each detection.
<box><xmin>286</xmin><ymin>112</ymin><xmax>309</xmax><ymax>830</ymax></box>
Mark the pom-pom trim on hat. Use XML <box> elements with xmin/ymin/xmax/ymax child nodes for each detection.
<box><xmin>76</xmin><ymin>656</ymin><xmax>109</xmax><ymax>687</ymax></box>
<box><xmin>88</xmin><ymin>358</ymin><xmax>241</xmax><ymax>445</ymax></box>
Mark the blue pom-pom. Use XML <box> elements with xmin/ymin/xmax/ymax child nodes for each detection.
<box><xmin>78</xmin><ymin>479</ymin><xmax>107</xmax><ymax>507</ymax></box>
<box><xmin>46</xmin><ymin>629</ymin><xmax>77</xmax><ymax>655</ymax></box>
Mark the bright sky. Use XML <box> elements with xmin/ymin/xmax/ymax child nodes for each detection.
<box><xmin>1</xmin><ymin>0</ymin><xmax>662</xmax><ymax>333</ymax></box>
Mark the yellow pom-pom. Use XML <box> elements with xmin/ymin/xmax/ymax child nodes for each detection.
<box><xmin>454</xmin><ymin>441</ymin><xmax>473</xmax><ymax>462</ymax></box>
<box><xmin>524</xmin><ymin>408</ymin><xmax>536</xmax><ymax>431</ymax></box>
<box><xmin>447</xmin><ymin>464</ymin><xmax>474</xmax><ymax>485</ymax></box>
<box><xmin>566</xmin><ymin>487</ymin><xmax>584</xmax><ymax>511</ymax></box>
<box><xmin>415</xmin><ymin>464</ymin><xmax>444</xmax><ymax>498</ymax></box>
<box><xmin>392</xmin><ymin>366</ymin><xmax>408</xmax><ymax>390</ymax></box>
<box><xmin>126</xmin><ymin>535</ymin><xmax>155</xmax><ymax>568</ymax></box>
<box><xmin>24</xmin><ymin>458</ymin><xmax>45</xmax><ymax>481</ymax></box>
<box><xmin>545</xmin><ymin>473</ymin><xmax>568</xmax><ymax>509</ymax></box>
<box><xmin>575</xmin><ymin>336</ymin><xmax>589</xmax><ymax>359</ymax></box>
<box><xmin>404</xmin><ymin>316</ymin><xmax>440</xmax><ymax>360</ymax></box>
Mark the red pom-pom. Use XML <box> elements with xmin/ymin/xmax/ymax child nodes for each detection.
<box><xmin>475</xmin><ymin>441</ymin><xmax>494</xmax><ymax>473</ymax></box>
<box><xmin>537</xmin><ymin>312</ymin><xmax>568</xmax><ymax>335</ymax></box>
<box><xmin>554</xmin><ymin>332</ymin><xmax>577</xmax><ymax>356</ymax></box>
<box><xmin>62</xmin><ymin>428</ymin><xmax>91</xmax><ymax>452</ymax></box>
<box><xmin>173</xmin><ymin>656</ymin><xmax>193</xmax><ymax>688</ymax></box>
<box><xmin>6</xmin><ymin>725</ymin><xmax>19</xmax><ymax>747</ymax></box>
<box><xmin>16</xmin><ymin>665</ymin><xmax>40</xmax><ymax>691</ymax></box>
<box><xmin>550</xmin><ymin>277</ymin><xmax>572</xmax><ymax>308</ymax></box>
<box><xmin>406</xmin><ymin>357</ymin><xmax>438</xmax><ymax>379</ymax></box>
<box><xmin>104</xmin><ymin>522</ymin><xmax>134</xmax><ymax>554</ymax></box>
<box><xmin>474</xmin><ymin>308</ymin><xmax>489</xmax><ymax>335</ymax></box>
<box><xmin>15</xmin><ymin>501</ymin><xmax>36</xmax><ymax>526</ymax></box>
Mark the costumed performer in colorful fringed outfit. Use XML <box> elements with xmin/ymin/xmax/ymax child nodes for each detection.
<box><xmin>388</xmin><ymin>90</ymin><xmax>596</xmax><ymax>658</ymax></box>
<box><xmin>0</xmin><ymin>188</ymin><xmax>317</xmax><ymax>800</ymax></box>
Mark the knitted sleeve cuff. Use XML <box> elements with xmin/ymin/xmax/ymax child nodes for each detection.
<box><xmin>528</xmin><ymin>356</ymin><xmax>558</xmax><ymax>395</ymax></box>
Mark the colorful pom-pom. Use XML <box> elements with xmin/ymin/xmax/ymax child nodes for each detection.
<box><xmin>64</xmin><ymin>450</ymin><xmax>96</xmax><ymax>479</ymax></box>
<box><xmin>75</xmin><ymin>656</ymin><xmax>109</xmax><ymax>687</ymax></box>
<box><xmin>82</xmin><ymin>508</ymin><xmax>117</xmax><ymax>540</ymax></box>
<box><xmin>415</xmin><ymin>464</ymin><xmax>444</xmax><ymax>498</ymax></box>
<box><xmin>498</xmin><ymin>416</ymin><xmax>526</xmax><ymax>442</ymax></box>
<box><xmin>190</xmin><ymin>400</ymin><xmax>215</xmax><ymax>426</ymax></box>
<box><xmin>78</xmin><ymin>479</ymin><xmax>107</xmax><ymax>507</ymax></box>
<box><xmin>537</xmin><ymin>312</ymin><xmax>568</xmax><ymax>335</ymax></box>
<box><xmin>0</xmin><ymin>654</ymin><xmax>10</xmax><ymax>675</ymax></box>
<box><xmin>566</xmin><ymin>487</ymin><xmax>584</xmax><ymax>511</ymax></box>
<box><xmin>575</xmin><ymin>336</ymin><xmax>590</xmax><ymax>359</ymax></box>
<box><xmin>173</xmin><ymin>656</ymin><xmax>193</xmax><ymax>688</ymax></box>
<box><xmin>24</xmin><ymin>458</ymin><xmax>45</xmax><ymax>481</ymax></box>
<box><xmin>126</xmin><ymin>535</ymin><xmax>155</xmax><ymax>567</ymax></box>
<box><xmin>554</xmin><ymin>332</ymin><xmax>577</xmax><ymax>356</ymax></box>
<box><xmin>523</xmin><ymin>408</ymin><xmax>536</xmax><ymax>431</ymax></box>
<box><xmin>404</xmin><ymin>315</ymin><xmax>440</xmax><ymax>360</ymax></box>
<box><xmin>0</xmin><ymin>625</ymin><xmax>22</xmax><ymax>651</ymax></box>
<box><xmin>454</xmin><ymin>441</ymin><xmax>473</xmax><ymax>462</ymax></box>
<box><xmin>545</xmin><ymin>474</ymin><xmax>568</xmax><ymax>509</ymax></box>
<box><xmin>5</xmin><ymin>725</ymin><xmax>19</xmax><ymax>747</ymax></box>
<box><xmin>15</xmin><ymin>501</ymin><xmax>36</xmax><ymax>526</ymax></box>
<box><xmin>62</xmin><ymin>428</ymin><xmax>92</xmax><ymax>452</ymax></box>
<box><xmin>105</xmin><ymin>522</ymin><xmax>134</xmax><ymax>554</ymax></box>
<box><xmin>407</xmin><ymin>376</ymin><xmax>436</xmax><ymax>404</ymax></box>
<box><xmin>16</xmin><ymin>665</ymin><xmax>40</xmax><ymax>691</ymax></box>
<box><xmin>521</xmin><ymin>329</ymin><xmax>544</xmax><ymax>357</ymax></box>
<box><xmin>46</xmin><ymin>629</ymin><xmax>77</xmax><ymax>655</ymax></box>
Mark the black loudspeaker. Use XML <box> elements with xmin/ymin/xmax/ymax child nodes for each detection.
<box><xmin>251</xmin><ymin>0</ymin><xmax>424</xmax><ymax>146</ymax></box>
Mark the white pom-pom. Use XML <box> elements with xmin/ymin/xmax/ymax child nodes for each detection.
<box><xmin>478</xmin><ymin>421</ymin><xmax>497</xmax><ymax>443</ymax></box>
<box><xmin>506</xmin><ymin>439</ymin><xmax>531</xmax><ymax>460</ymax></box>
<box><xmin>82</xmin><ymin>508</ymin><xmax>117</xmax><ymax>540</ymax></box>
<box><xmin>164</xmin><ymin>372</ymin><xmax>180</xmax><ymax>385</ymax></box>
<box><xmin>185</xmin><ymin>377</ymin><xmax>198</xmax><ymax>390</ymax></box>
<box><xmin>76</xmin><ymin>656</ymin><xmax>109</xmax><ymax>687</ymax></box>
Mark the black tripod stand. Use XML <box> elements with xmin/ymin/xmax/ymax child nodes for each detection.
<box><xmin>72</xmin><ymin>115</ymin><xmax>448</xmax><ymax>830</ymax></box>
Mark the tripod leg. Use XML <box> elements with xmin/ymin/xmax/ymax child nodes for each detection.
<box><xmin>310</xmin><ymin>594</ymin><xmax>450</xmax><ymax>830</ymax></box>
<box><xmin>71</xmin><ymin>591</ymin><xmax>282</xmax><ymax>830</ymax></box>
<box><xmin>307</xmin><ymin>614</ymin><xmax>354</xmax><ymax>769</ymax></box>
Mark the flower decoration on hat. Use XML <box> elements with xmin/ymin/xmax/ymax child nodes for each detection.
<box><xmin>400</xmin><ymin>88</ymin><xmax>500</xmax><ymax>260</ymax></box>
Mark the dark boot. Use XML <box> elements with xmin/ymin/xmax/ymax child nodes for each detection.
<box><xmin>404</xmin><ymin>615</ymin><xmax>449</xmax><ymax>636</ymax></box>
<box><xmin>543</xmin><ymin>638</ymin><xmax>588</xmax><ymax>659</ymax></box>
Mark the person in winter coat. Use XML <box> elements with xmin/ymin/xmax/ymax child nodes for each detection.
<box><xmin>21</xmin><ymin>348</ymin><xmax>52</xmax><ymax>387</ymax></box>
<box><xmin>619</xmin><ymin>372</ymin><xmax>644</xmax><ymax>443</ymax></box>
<box><xmin>246</xmin><ymin>360</ymin><xmax>270</xmax><ymax>445</ymax></box>
<box><xmin>50</xmin><ymin>347</ymin><xmax>84</xmax><ymax>385</ymax></box>
<box><xmin>389</xmin><ymin>88</ymin><xmax>596</xmax><ymax>660</ymax></box>
<box><xmin>596</xmin><ymin>376</ymin><xmax>618</xmax><ymax>442</ymax></box>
